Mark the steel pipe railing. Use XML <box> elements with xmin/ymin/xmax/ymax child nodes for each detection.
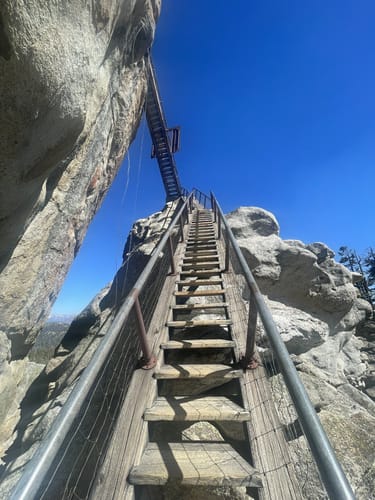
<box><xmin>211</xmin><ymin>192</ymin><xmax>355</xmax><ymax>500</ymax></box>
<box><xmin>192</xmin><ymin>187</ymin><xmax>210</xmax><ymax>208</ymax></box>
<box><xmin>10</xmin><ymin>193</ymin><xmax>193</xmax><ymax>500</ymax></box>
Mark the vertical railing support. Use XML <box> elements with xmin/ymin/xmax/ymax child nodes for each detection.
<box><xmin>184</xmin><ymin>204</ymin><xmax>189</xmax><ymax>224</ymax></box>
<box><xmin>189</xmin><ymin>195</ymin><xmax>193</xmax><ymax>213</ymax></box>
<box><xmin>212</xmin><ymin>195</ymin><xmax>217</xmax><ymax>223</ymax></box>
<box><xmin>179</xmin><ymin>216</ymin><xmax>184</xmax><ymax>242</ymax></box>
<box><xmin>224</xmin><ymin>232</ymin><xmax>230</xmax><ymax>272</ymax></box>
<box><xmin>217</xmin><ymin>213</ymin><xmax>222</xmax><ymax>240</ymax></box>
<box><xmin>168</xmin><ymin>235</ymin><xmax>177</xmax><ymax>275</ymax></box>
<box><xmin>242</xmin><ymin>291</ymin><xmax>258</xmax><ymax>369</ymax></box>
<box><xmin>134</xmin><ymin>294</ymin><xmax>157</xmax><ymax>370</ymax></box>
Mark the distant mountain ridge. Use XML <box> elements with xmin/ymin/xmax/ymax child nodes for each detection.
<box><xmin>47</xmin><ymin>313</ymin><xmax>76</xmax><ymax>324</ymax></box>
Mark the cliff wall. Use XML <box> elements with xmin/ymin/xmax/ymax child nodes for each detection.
<box><xmin>0</xmin><ymin>0</ymin><xmax>160</xmax><ymax>357</ymax></box>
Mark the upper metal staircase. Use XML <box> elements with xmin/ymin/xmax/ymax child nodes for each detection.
<box><xmin>146</xmin><ymin>58</ymin><xmax>183</xmax><ymax>202</ymax></box>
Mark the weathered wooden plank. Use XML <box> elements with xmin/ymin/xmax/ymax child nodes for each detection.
<box><xmin>128</xmin><ymin>443</ymin><xmax>262</xmax><ymax>487</ymax></box>
<box><xmin>161</xmin><ymin>339</ymin><xmax>235</xmax><ymax>349</ymax></box>
<box><xmin>181</xmin><ymin>262</ymin><xmax>220</xmax><ymax>270</ymax></box>
<box><xmin>155</xmin><ymin>364</ymin><xmax>242</xmax><ymax>380</ymax></box>
<box><xmin>179</xmin><ymin>270</ymin><xmax>222</xmax><ymax>277</ymax></box>
<box><xmin>172</xmin><ymin>302</ymin><xmax>228</xmax><ymax>310</ymax></box>
<box><xmin>184</xmin><ymin>250</ymin><xmax>218</xmax><ymax>256</ymax></box>
<box><xmin>185</xmin><ymin>242</ymin><xmax>217</xmax><ymax>247</ymax></box>
<box><xmin>174</xmin><ymin>290</ymin><xmax>225</xmax><ymax>297</ymax></box>
<box><xmin>167</xmin><ymin>319</ymin><xmax>232</xmax><ymax>328</ymax></box>
<box><xmin>144</xmin><ymin>396</ymin><xmax>251</xmax><ymax>421</ymax></box>
<box><xmin>177</xmin><ymin>278</ymin><xmax>223</xmax><ymax>286</ymax></box>
<box><xmin>183</xmin><ymin>255</ymin><xmax>219</xmax><ymax>262</ymax></box>
<box><xmin>187</xmin><ymin>236</ymin><xmax>216</xmax><ymax>242</ymax></box>
<box><xmin>188</xmin><ymin>229</ymin><xmax>215</xmax><ymax>234</ymax></box>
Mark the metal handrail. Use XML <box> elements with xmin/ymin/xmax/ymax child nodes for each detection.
<box><xmin>211</xmin><ymin>193</ymin><xmax>355</xmax><ymax>500</ymax></box>
<box><xmin>192</xmin><ymin>187</ymin><xmax>210</xmax><ymax>208</ymax></box>
<box><xmin>10</xmin><ymin>193</ymin><xmax>193</xmax><ymax>500</ymax></box>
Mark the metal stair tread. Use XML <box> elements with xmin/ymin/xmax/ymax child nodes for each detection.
<box><xmin>128</xmin><ymin>442</ymin><xmax>262</xmax><ymax>486</ymax></box>
<box><xmin>144</xmin><ymin>396</ymin><xmax>250</xmax><ymax>421</ymax></box>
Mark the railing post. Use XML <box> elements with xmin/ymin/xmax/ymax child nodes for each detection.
<box><xmin>217</xmin><ymin>213</ymin><xmax>221</xmax><ymax>240</ymax></box>
<box><xmin>168</xmin><ymin>235</ymin><xmax>177</xmax><ymax>275</ymax></box>
<box><xmin>134</xmin><ymin>294</ymin><xmax>156</xmax><ymax>370</ymax></box>
<box><xmin>212</xmin><ymin>197</ymin><xmax>217</xmax><ymax>223</ymax></box>
<box><xmin>224</xmin><ymin>231</ymin><xmax>230</xmax><ymax>272</ymax></box>
<box><xmin>242</xmin><ymin>291</ymin><xmax>258</xmax><ymax>369</ymax></box>
<box><xmin>184</xmin><ymin>204</ymin><xmax>189</xmax><ymax>224</ymax></box>
<box><xmin>179</xmin><ymin>216</ymin><xmax>184</xmax><ymax>242</ymax></box>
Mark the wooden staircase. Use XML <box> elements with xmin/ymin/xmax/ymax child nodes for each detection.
<box><xmin>129</xmin><ymin>209</ymin><xmax>262</xmax><ymax>494</ymax></box>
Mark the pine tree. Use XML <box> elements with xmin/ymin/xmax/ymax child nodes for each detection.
<box><xmin>338</xmin><ymin>246</ymin><xmax>373</xmax><ymax>306</ymax></box>
<box><xmin>363</xmin><ymin>248</ymin><xmax>375</xmax><ymax>300</ymax></box>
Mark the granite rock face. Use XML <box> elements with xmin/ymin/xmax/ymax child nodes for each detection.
<box><xmin>0</xmin><ymin>0</ymin><xmax>160</xmax><ymax>357</ymax></box>
<box><xmin>226</xmin><ymin>207</ymin><xmax>371</xmax><ymax>371</ymax></box>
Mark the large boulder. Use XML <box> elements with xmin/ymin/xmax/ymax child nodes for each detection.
<box><xmin>0</xmin><ymin>0</ymin><xmax>160</xmax><ymax>357</ymax></box>
<box><xmin>226</xmin><ymin>206</ymin><xmax>371</xmax><ymax>374</ymax></box>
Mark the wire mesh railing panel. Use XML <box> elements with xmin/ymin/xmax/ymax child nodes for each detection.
<box><xmin>260</xmin><ymin>331</ymin><xmax>328</xmax><ymax>499</ymax></box>
<box><xmin>35</xmin><ymin>218</ymin><xmax>184</xmax><ymax>499</ymax></box>
<box><xmin>223</xmin><ymin>230</ymin><xmax>326</xmax><ymax>498</ymax></box>
<box><xmin>38</xmin><ymin>309</ymin><xmax>140</xmax><ymax>499</ymax></box>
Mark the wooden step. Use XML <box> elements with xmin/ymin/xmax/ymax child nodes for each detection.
<box><xmin>167</xmin><ymin>319</ymin><xmax>232</xmax><ymax>328</ymax></box>
<box><xmin>181</xmin><ymin>263</ymin><xmax>220</xmax><ymax>270</ymax></box>
<box><xmin>161</xmin><ymin>339</ymin><xmax>235</xmax><ymax>349</ymax></box>
<box><xmin>188</xmin><ymin>236</ymin><xmax>215</xmax><ymax>241</ymax></box>
<box><xmin>185</xmin><ymin>247</ymin><xmax>217</xmax><ymax>253</ymax></box>
<box><xmin>154</xmin><ymin>364</ymin><xmax>242</xmax><ymax>380</ymax></box>
<box><xmin>177</xmin><ymin>279</ymin><xmax>223</xmax><ymax>286</ymax></box>
<box><xmin>187</xmin><ymin>235</ymin><xmax>216</xmax><ymax>241</ymax></box>
<box><xmin>128</xmin><ymin>442</ymin><xmax>262</xmax><ymax>486</ymax></box>
<box><xmin>144</xmin><ymin>396</ymin><xmax>250</xmax><ymax>421</ymax></box>
<box><xmin>174</xmin><ymin>290</ymin><xmax>225</xmax><ymax>297</ymax></box>
<box><xmin>183</xmin><ymin>256</ymin><xmax>219</xmax><ymax>262</ymax></box>
<box><xmin>186</xmin><ymin>242</ymin><xmax>217</xmax><ymax>247</ymax></box>
<box><xmin>185</xmin><ymin>250</ymin><xmax>218</xmax><ymax>256</ymax></box>
<box><xmin>179</xmin><ymin>270</ymin><xmax>222</xmax><ymax>277</ymax></box>
<box><xmin>173</xmin><ymin>302</ymin><xmax>228</xmax><ymax>310</ymax></box>
<box><xmin>189</xmin><ymin>226</ymin><xmax>215</xmax><ymax>236</ymax></box>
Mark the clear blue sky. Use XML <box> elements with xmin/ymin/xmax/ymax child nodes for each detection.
<box><xmin>53</xmin><ymin>0</ymin><xmax>375</xmax><ymax>316</ymax></box>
